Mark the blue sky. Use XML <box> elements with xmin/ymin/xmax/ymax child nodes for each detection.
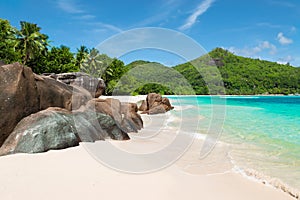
<box><xmin>0</xmin><ymin>0</ymin><xmax>299</xmax><ymax>66</ymax></box>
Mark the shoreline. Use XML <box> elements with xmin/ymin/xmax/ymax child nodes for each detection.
<box><xmin>105</xmin><ymin>95</ymin><xmax>299</xmax><ymax>199</ymax></box>
<box><xmin>0</xmin><ymin>95</ymin><xmax>297</xmax><ymax>199</ymax></box>
<box><xmin>104</xmin><ymin>95</ymin><xmax>299</xmax><ymax>199</ymax></box>
<box><xmin>234</xmin><ymin>167</ymin><xmax>300</xmax><ymax>199</ymax></box>
<box><xmin>180</xmin><ymin>132</ymin><xmax>300</xmax><ymax>199</ymax></box>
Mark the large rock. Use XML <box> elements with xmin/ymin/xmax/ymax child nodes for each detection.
<box><xmin>0</xmin><ymin>63</ymin><xmax>93</xmax><ymax>147</ymax></box>
<box><xmin>44</xmin><ymin>72</ymin><xmax>106</xmax><ymax>98</ymax></box>
<box><xmin>36</xmin><ymin>75</ymin><xmax>92</xmax><ymax>110</ymax></box>
<box><xmin>86</xmin><ymin>98</ymin><xmax>122</xmax><ymax>126</ymax></box>
<box><xmin>0</xmin><ymin>63</ymin><xmax>140</xmax><ymax>155</ymax></box>
<box><xmin>161</xmin><ymin>97</ymin><xmax>174</xmax><ymax>112</ymax></box>
<box><xmin>138</xmin><ymin>100</ymin><xmax>148</xmax><ymax>112</ymax></box>
<box><xmin>72</xmin><ymin>106</ymin><xmax>130</xmax><ymax>140</ymax></box>
<box><xmin>0</xmin><ymin>63</ymin><xmax>40</xmax><ymax>146</ymax></box>
<box><xmin>148</xmin><ymin>105</ymin><xmax>167</xmax><ymax>115</ymax></box>
<box><xmin>121</xmin><ymin>103</ymin><xmax>143</xmax><ymax>133</ymax></box>
<box><xmin>0</xmin><ymin>107</ymin><xmax>79</xmax><ymax>155</ymax></box>
<box><xmin>86</xmin><ymin>98</ymin><xmax>143</xmax><ymax>133</ymax></box>
<box><xmin>138</xmin><ymin>93</ymin><xmax>174</xmax><ymax>114</ymax></box>
<box><xmin>0</xmin><ymin>107</ymin><xmax>130</xmax><ymax>156</ymax></box>
<box><xmin>0</xmin><ymin>60</ymin><xmax>5</xmax><ymax>67</ymax></box>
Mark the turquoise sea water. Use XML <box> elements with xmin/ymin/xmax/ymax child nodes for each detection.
<box><xmin>168</xmin><ymin>96</ymin><xmax>300</xmax><ymax>192</ymax></box>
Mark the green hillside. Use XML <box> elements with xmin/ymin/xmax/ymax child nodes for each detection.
<box><xmin>114</xmin><ymin>61</ymin><xmax>194</xmax><ymax>95</ymax></box>
<box><xmin>173</xmin><ymin>48</ymin><xmax>300</xmax><ymax>95</ymax></box>
<box><xmin>122</xmin><ymin>48</ymin><xmax>300</xmax><ymax>95</ymax></box>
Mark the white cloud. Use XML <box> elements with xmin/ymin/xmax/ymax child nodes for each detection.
<box><xmin>256</xmin><ymin>22</ymin><xmax>282</xmax><ymax>29</ymax></box>
<box><xmin>179</xmin><ymin>0</ymin><xmax>215</xmax><ymax>30</ymax></box>
<box><xmin>277</xmin><ymin>55</ymin><xmax>294</xmax><ymax>64</ymax></box>
<box><xmin>90</xmin><ymin>22</ymin><xmax>123</xmax><ymax>33</ymax></box>
<box><xmin>277</xmin><ymin>32</ymin><xmax>293</xmax><ymax>45</ymax></box>
<box><xmin>134</xmin><ymin>0</ymin><xmax>181</xmax><ymax>27</ymax></box>
<box><xmin>228</xmin><ymin>41</ymin><xmax>277</xmax><ymax>57</ymax></box>
<box><xmin>76</xmin><ymin>14</ymin><xmax>96</xmax><ymax>20</ymax></box>
<box><xmin>135</xmin><ymin>13</ymin><xmax>170</xmax><ymax>27</ymax></box>
<box><xmin>57</xmin><ymin>0</ymin><xmax>122</xmax><ymax>33</ymax></box>
<box><xmin>57</xmin><ymin>0</ymin><xmax>84</xmax><ymax>14</ymax></box>
<box><xmin>259</xmin><ymin>41</ymin><xmax>277</xmax><ymax>55</ymax></box>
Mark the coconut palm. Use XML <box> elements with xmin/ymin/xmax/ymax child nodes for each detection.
<box><xmin>16</xmin><ymin>21</ymin><xmax>49</xmax><ymax>65</ymax></box>
<box><xmin>75</xmin><ymin>45</ymin><xmax>89</xmax><ymax>68</ymax></box>
<box><xmin>80</xmin><ymin>48</ymin><xmax>113</xmax><ymax>78</ymax></box>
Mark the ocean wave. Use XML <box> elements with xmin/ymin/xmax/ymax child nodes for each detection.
<box><xmin>231</xmin><ymin>162</ymin><xmax>300</xmax><ymax>199</ymax></box>
<box><xmin>173</xmin><ymin>105</ymin><xmax>198</xmax><ymax>111</ymax></box>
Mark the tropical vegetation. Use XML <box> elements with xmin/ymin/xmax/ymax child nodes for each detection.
<box><xmin>1</xmin><ymin>18</ymin><xmax>299</xmax><ymax>95</ymax></box>
<box><xmin>174</xmin><ymin>48</ymin><xmax>300</xmax><ymax>95</ymax></box>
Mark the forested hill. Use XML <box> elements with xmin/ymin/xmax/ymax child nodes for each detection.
<box><xmin>173</xmin><ymin>48</ymin><xmax>300</xmax><ymax>95</ymax></box>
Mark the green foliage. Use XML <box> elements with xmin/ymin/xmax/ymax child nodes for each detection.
<box><xmin>16</xmin><ymin>21</ymin><xmax>49</xmax><ymax>65</ymax></box>
<box><xmin>134</xmin><ymin>83</ymin><xmax>174</xmax><ymax>95</ymax></box>
<box><xmin>113</xmin><ymin>62</ymin><xmax>195</xmax><ymax>95</ymax></box>
<box><xmin>174</xmin><ymin>48</ymin><xmax>300</xmax><ymax>95</ymax></box>
<box><xmin>0</xmin><ymin>19</ymin><xmax>21</xmax><ymax>63</ymax></box>
<box><xmin>80</xmin><ymin>48</ymin><xmax>112</xmax><ymax>78</ymax></box>
<box><xmin>75</xmin><ymin>45</ymin><xmax>89</xmax><ymax>68</ymax></box>
<box><xmin>0</xmin><ymin>18</ymin><xmax>79</xmax><ymax>74</ymax></box>
<box><xmin>104</xmin><ymin>58</ymin><xmax>126</xmax><ymax>95</ymax></box>
<box><xmin>1</xmin><ymin>18</ymin><xmax>299</xmax><ymax>95</ymax></box>
<box><xmin>79</xmin><ymin>48</ymin><xmax>129</xmax><ymax>95</ymax></box>
<box><xmin>124</xmin><ymin>60</ymin><xmax>151</xmax><ymax>70</ymax></box>
<box><xmin>43</xmin><ymin>45</ymin><xmax>78</xmax><ymax>73</ymax></box>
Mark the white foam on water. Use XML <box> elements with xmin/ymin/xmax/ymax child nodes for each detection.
<box><xmin>229</xmin><ymin>150</ymin><xmax>300</xmax><ymax>199</ymax></box>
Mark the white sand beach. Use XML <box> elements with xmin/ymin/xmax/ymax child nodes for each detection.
<box><xmin>0</xmin><ymin>96</ymin><xmax>295</xmax><ymax>200</ymax></box>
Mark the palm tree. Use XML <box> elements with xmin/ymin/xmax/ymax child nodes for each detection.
<box><xmin>16</xmin><ymin>21</ymin><xmax>49</xmax><ymax>65</ymax></box>
<box><xmin>75</xmin><ymin>45</ymin><xmax>89</xmax><ymax>68</ymax></box>
<box><xmin>80</xmin><ymin>48</ymin><xmax>113</xmax><ymax>78</ymax></box>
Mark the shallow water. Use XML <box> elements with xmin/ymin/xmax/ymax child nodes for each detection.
<box><xmin>167</xmin><ymin>96</ymin><xmax>300</xmax><ymax>193</ymax></box>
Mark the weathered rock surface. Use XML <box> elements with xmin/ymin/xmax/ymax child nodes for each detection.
<box><xmin>138</xmin><ymin>100</ymin><xmax>148</xmax><ymax>112</ymax></box>
<box><xmin>121</xmin><ymin>102</ymin><xmax>143</xmax><ymax>133</ymax></box>
<box><xmin>44</xmin><ymin>72</ymin><xmax>106</xmax><ymax>98</ymax></box>
<box><xmin>86</xmin><ymin>98</ymin><xmax>122</xmax><ymax>125</ymax></box>
<box><xmin>74</xmin><ymin>108</ymin><xmax>129</xmax><ymax>140</ymax></box>
<box><xmin>0</xmin><ymin>107</ymin><xmax>129</xmax><ymax>156</ymax></box>
<box><xmin>0</xmin><ymin>107</ymin><xmax>79</xmax><ymax>155</ymax></box>
<box><xmin>0</xmin><ymin>60</ymin><xmax>5</xmax><ymax>67</ymax></box>
<box><xmin>161</xmin><ymin>97</ymin><xmax>173</xmax><ymax>111</ymax></box>
<box><xmin>86</xmin><ymin>98</ymin><xmax>143</xmax><ymax>133</ymax></box>
<box><xmin>138</xmin><ymin>93</ymin><xmax>174</xmax><ymax>114</ymax></box>
<box><xmin>0</xmin><ymin>63</ymin><xmax>40</xmax><ymax>147</ymax></box>
<box><xmin>0</xmin><ymin>64</ymin><xmax>92</xmax><ymax>146</ymax></box>
<box><xmin>0</xmin><ymin>63</ymin><xmax>144</xmax><ymax>155</ymax></box>
<box><xmin>36</xmin><ymin>75</ymin><xmax>92</xmax><ymax>110</ymax></box>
